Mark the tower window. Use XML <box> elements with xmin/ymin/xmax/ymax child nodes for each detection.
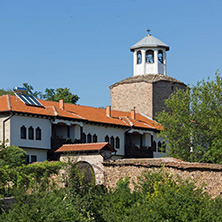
<box><xmin>158</xmin><ymin>50</ymin><xmax>163</xmax><ymax>64</ymax></box>
<box><xmin>146</xmin><ymin>50</ymin><xmax>154</xmax><ymax>63</ymax></box>
<box><xmin>28</xmin><ymin>126</ymin><xmax>34</xmax><ymax>140</ymax></box>
<box><xmin>137</xmin><ymin>51</ymin><xmax>142</xmax><ymax>64</ymax></box>
<box><xmin>93</xmin><ymin>134</ymin><xmax>97</xmax><ymax>143</ymax></box>
<box><xmin>87</xmin><ymin>133</ymin><xmax>92</xmax><ymax>143</ymax></box>
<box><xmin>36</xmin><ymin>127</ymin><xmax>41</xmax><ymax>140</ymax></box>
<box><xmin>21</xmin><ymin>125</ymin><xmax>26</xmax><ymax>139</ymax></box>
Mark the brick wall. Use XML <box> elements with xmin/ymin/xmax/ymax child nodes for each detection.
<box><xmin>103</xmin><ymin>158</ymin><xmax>222</xmax><ymax>198</ymax></box>
<box><xmin>153</xmin><ymin>81</ymin><xmax>186</xmax><ymax>119</ymax></box>
<box><xmin>110</xmin><ymin>80</ymin><xmax>186</xmax><ymax>119</ymax></box>
<box><xmin>111</xmin><ymin>82</ymin><xmax>153</xmax><ymax>118</ymax></box>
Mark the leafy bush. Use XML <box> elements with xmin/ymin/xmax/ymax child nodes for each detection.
<box><xmin>1</xmin><ymin>167</ymin><xmax>222</xmax><ymax>221</ymax></box>
<box><xmin>0</xmin><ymin>161</ymin><xmax>65</xmax><ymax>198</ymax></box>
<box><xmin>0</xmin><ymin>146</ymin><xmax>26</xmax><ymax>168</ymax></box>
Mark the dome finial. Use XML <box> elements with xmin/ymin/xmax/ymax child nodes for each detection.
<box><xmin>147</xmin><ymin>28</ymin><xmax>151</xmax><ymax>35</ymax></box>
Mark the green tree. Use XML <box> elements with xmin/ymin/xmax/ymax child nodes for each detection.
<box><xmin>53</xmin><ymin>88</ymin><xmax>79</xmax><ymax>104</ymax></box>
<box><xmin>0</xmin><ymin>145</ymin><xmax>26</xmax><ymax>168</ymax></box>
<box><xmin>156</xmin><ymin>72</ymin><xmax>222</xmax><ymax>163</ymax></box>
<box><xmin>0</xmin><ymin>89</ymin><xmax>13</xmax><ymax>96</ymax></box>
<box><xmin>22</xmin><ymin>83</ymin><xmax>79</xmax><ymax>104</ymax></box>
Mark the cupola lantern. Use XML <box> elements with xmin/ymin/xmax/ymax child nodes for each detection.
<box><xmin>130</xmin><ymin>29</ymin><xmax>169</xmax><ymax>76</ymax></box>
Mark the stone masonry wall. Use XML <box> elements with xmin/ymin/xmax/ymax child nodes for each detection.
<box><xmin>103</xmin><ymin>158</ymin><xmax>222</xmax><ymax>198</ymax></box>
<box><xmin>153</xmin><ymin>81</ymin><xmax>186</xmax><ymax>119</ymax></box>
<box><xmin>111</xmin><ymin>82</ymin><xmax>153</xmax><ymax>118</ymax></box>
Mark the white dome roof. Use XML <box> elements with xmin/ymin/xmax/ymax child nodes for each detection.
<box><xmin>130</xmin><ymin>34</ymin><xmax>170</xmax><ymax>52</ymax></box>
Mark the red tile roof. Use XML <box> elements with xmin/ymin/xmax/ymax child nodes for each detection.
<box><xmin>0</xmin><ymin>95</ymin><xmax>162</xmax><ymax>131</ymax></box>
<box><xmin>56</xmin><ymin>142</ymin><xmax>116</xmax><ymax>152</ymax></box>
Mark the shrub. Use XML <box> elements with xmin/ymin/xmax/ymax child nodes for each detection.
<box><xmin>0</xmin><ymin>146</ymin><xmax>26</xmax><ymax>168</ymax></box>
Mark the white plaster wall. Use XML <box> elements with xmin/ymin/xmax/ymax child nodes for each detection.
<box><xmin>83</xmin><ymin>124</ymin><xmax>125</xmax><ymax>156</ymax></box>
<box><xmin>133</xmin><ymin>48</ymin><xmax>167</xmax><ymax>76</ymax></box>
<box><xmin>10</xmin><ymin>115</ymin><xmax>51</xmax><ymax>149</ymax></box>
<box><xmin>0</xmin><ymin>116</ymin><xmax>11</xmax><ymax>146</ymax></box>
<box><xmin>153</xmin><ymin>132</ymin><xmax>167</xmax><ymax>158</ymax></box>
<box><xmin>74</xmin><ymin>125</ymin><xmax>81</xmax><ymax>140</ymax></box>
<box><xmin>23</xmin><ymin>148</ymin><xmax>48</xmax><ymax>162</ymax></box>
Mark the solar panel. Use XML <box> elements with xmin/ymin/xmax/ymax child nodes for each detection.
<box><xmin>14</xmin><ymin>92</ymin><xmax>43</xmax><ymax>107</ymax></box>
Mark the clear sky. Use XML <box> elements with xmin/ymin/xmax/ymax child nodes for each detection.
<box><xmin>0</xmin><ymin>0</ymin><xmax>221</xmax><ymax>107</ymax></box>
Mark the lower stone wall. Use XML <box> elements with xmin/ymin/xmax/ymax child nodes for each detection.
<box><xmin>103</xmin><ymin>158</ymin><xmax>222</xmax><ymax>198</ymax></box>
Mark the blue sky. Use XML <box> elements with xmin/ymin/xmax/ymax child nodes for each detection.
<box><xmin>0</xmin><ymin>0</ymin><xmax>221</xmax><ymax>107</ymax></box>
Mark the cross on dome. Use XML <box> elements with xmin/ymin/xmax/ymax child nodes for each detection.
<box><xmin>147</xmin><ymin>28</ymin><xmax>151</xmax><ymax>35</ymax></box>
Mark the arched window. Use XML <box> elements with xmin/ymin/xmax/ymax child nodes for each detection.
<box><xmin>110</xmin><ymin>136</ymin><xmax>114</xmax><ymax>147</ymax></box>
<box><xmin>153</xmin><ymin>141</ymin><xmax>156</xmax><ymax>152</ymax></box>
<box><xmin>146</xmin><ymin>50</ymin><xmax>154</xmax><ymax>63</ymax></box>
<box><xmin>87</xmin><ymin>133</ymin><xmax>92</xmax><ymax>143</ymax></box>
<box><xmin>36</xmin><ymin>127</ymin><xmax>41</xmax><ymax>140</ymax></box>
<box><xmin>82</xmin><ymin>133</ymin><xmax>86</xmax><ymax>143</ymax></box>
<box><xmin>162</xmin><ymin>142</ymin><xmax>166</xmax><ymax>153</ymax></box>
<box><xmin>158</xmin><ymin>141</ymin><xmax>162</xmax><ymax>152</ymax></box>
<box><xmin>21</xmin><ymin>125</ymin><xmax>26</xmax><ymax>139</ymax></box>
<box><xmin>93</xmin><ymin>134</ymin><xmax>97</xmax><ymax>143</ymax></box>
<box><xmin>28</xmin><ymin>126</ymin><xmax>34</xmax><ymax>140</ymax></box>
<box><xmin>158</xmin><ymin>50</ymin><xmax>163</xmax><ymax>64</ymax></box>
<box><xmin>137</xmin><ymin>51</ymin><xmax>142</xmax><ymax>64</ymax></box>
<box><xmin>115</xmin><ymin>137</ymin><xmax>120</xmax><ymax>149</ymax></box>
<box><xmin>105</xmin><ymin>135</ymin><xmax>109</xmax><ymax>143</ymax></box>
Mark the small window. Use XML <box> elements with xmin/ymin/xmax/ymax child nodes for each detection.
<box><xmin>171</xmin><ymin>86</ymin><xmax>174</xmax><ymax>91</ymax></box>
<box><xmin>116</xmin><ymin>137</ymin><xmax>120</xmax><ymax>149</ymax></box>
<box><xmin>26</xmin><ymin>155</ymin><xmax>29</xmax><ymax>164</ymax></box>
<box><xmin>146</xmin><ymin>50</ymin><xmax>154</xmax><ymax>63</ymax></box>
<box><xmin>110</xmin><ymin>136</ymin><xmax>114</xmax><ymax>147</ymax></box>
<box><xmin>82</xmin><ymin>133</ymin><xmax>86</xmax><ymax>143</ymax></box>
<box><xmin>21</xmin><ymin>125</ymin><xmax>26</xmax><ymax>139</ymax></box>
<box><xmin>158</xmin><ymin>50</ymin><xmax>163</xmax><ymax>64</ymax></box>
<box><xmin>31</xmin><ymin>155</ymin><xmax>37</xmax><ymax>163</ymax></box>
<box><xmin>105</xmin><ymin>135</ymin><xmax>109</xmax><ymax>143</ymax></box>
<box><xmin>137</xmin><ymin>51</ymin><xmax>142</xmax><ymax>64</ymax></box>
<box><xmin>93</xmin><ymin>134</ymin><xmax>97</xmax><ymax>143</ymax></box>
<box><xmin>162</xmin><ymin>142</ymin><xmax>166</xmax><ymax>153</ymax></box>
<box><xmin>28</xmin><ymin>126</ymin><xmax>34</xmax><ymax>140</ymax></box>
<box><xmin>36</xmin><ymin>127</ymin><xmax>41</xmax><ymax>140</ymax></box>
<box><xmin>87</xmin><ymin>133</ymin><xmax>92</xmax><ymax>143</ymax></box>
<box><xmin>158</xmin><ymin>141</ymin><xmax>162</xmax><ymax>152</ymax></box>
<box><xmin>153</xmin><ymin>141</ymin><xmax>156</xmax><ymax>152</ymax></box>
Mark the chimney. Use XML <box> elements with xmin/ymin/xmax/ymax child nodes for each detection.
<box><xmin>59</xmin><ymin>100</ymin><xmax>64</xmax><ymax>110</ymax></box>
<box><xmin>106</xmin><ymin>106</ymin><xmax>111</xmax><ymax>117</ymax></box>
<box><xmin>131</xmin><ymin>109</ymin><xmax>136</xmax><ymax>119</ymax></box>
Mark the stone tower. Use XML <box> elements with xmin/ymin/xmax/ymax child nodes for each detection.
<box><xmin>110</xmin><ymin>30</ymin><xmax>186</xmax><ymax>119</ymax></box>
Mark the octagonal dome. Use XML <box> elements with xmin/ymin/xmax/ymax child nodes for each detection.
<box><xmin>130</xmin><ymin>34</ymin><xmax>170</xmax><ymax>52</ymax></box>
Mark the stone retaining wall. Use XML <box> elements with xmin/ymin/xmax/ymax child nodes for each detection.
<box><xmin>103</xmin><ymin>158</ymin><xmax>222</xmax><ymax>198</ymax></box>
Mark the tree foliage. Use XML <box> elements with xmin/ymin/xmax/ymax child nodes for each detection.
<box><xmin>0</xmin><ymin>89</ymin><xmax>13</xmax><ymax>96</ymax></box>
<box><xmin>22</xmin><ymin>83</ymin><xmax>80</xmax><ymax>104</ymax></box>
<box><xmin>1</xmin><ymin>168</ymin><xmax>222</xmax><ymax>221</ymax></box>
<box><xmin>0</xmin><ymin>145</ymin><xmax>26</xmax><ymax>168</ymax></box>
<box><xmin>156</xmin><ymin>72</ymin><xmax>222</xmax><ymax>163</ymax></box>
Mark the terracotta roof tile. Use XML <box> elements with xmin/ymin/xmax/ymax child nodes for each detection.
<box><xmin>0</xmin><ymin>95</ymin><xmax>161</xmax><ymax>131</ymax></box>
<box><xmin>56</xmin><ymin>142</ymin><xmax>116</xmax><ymax>152</ymax></box>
